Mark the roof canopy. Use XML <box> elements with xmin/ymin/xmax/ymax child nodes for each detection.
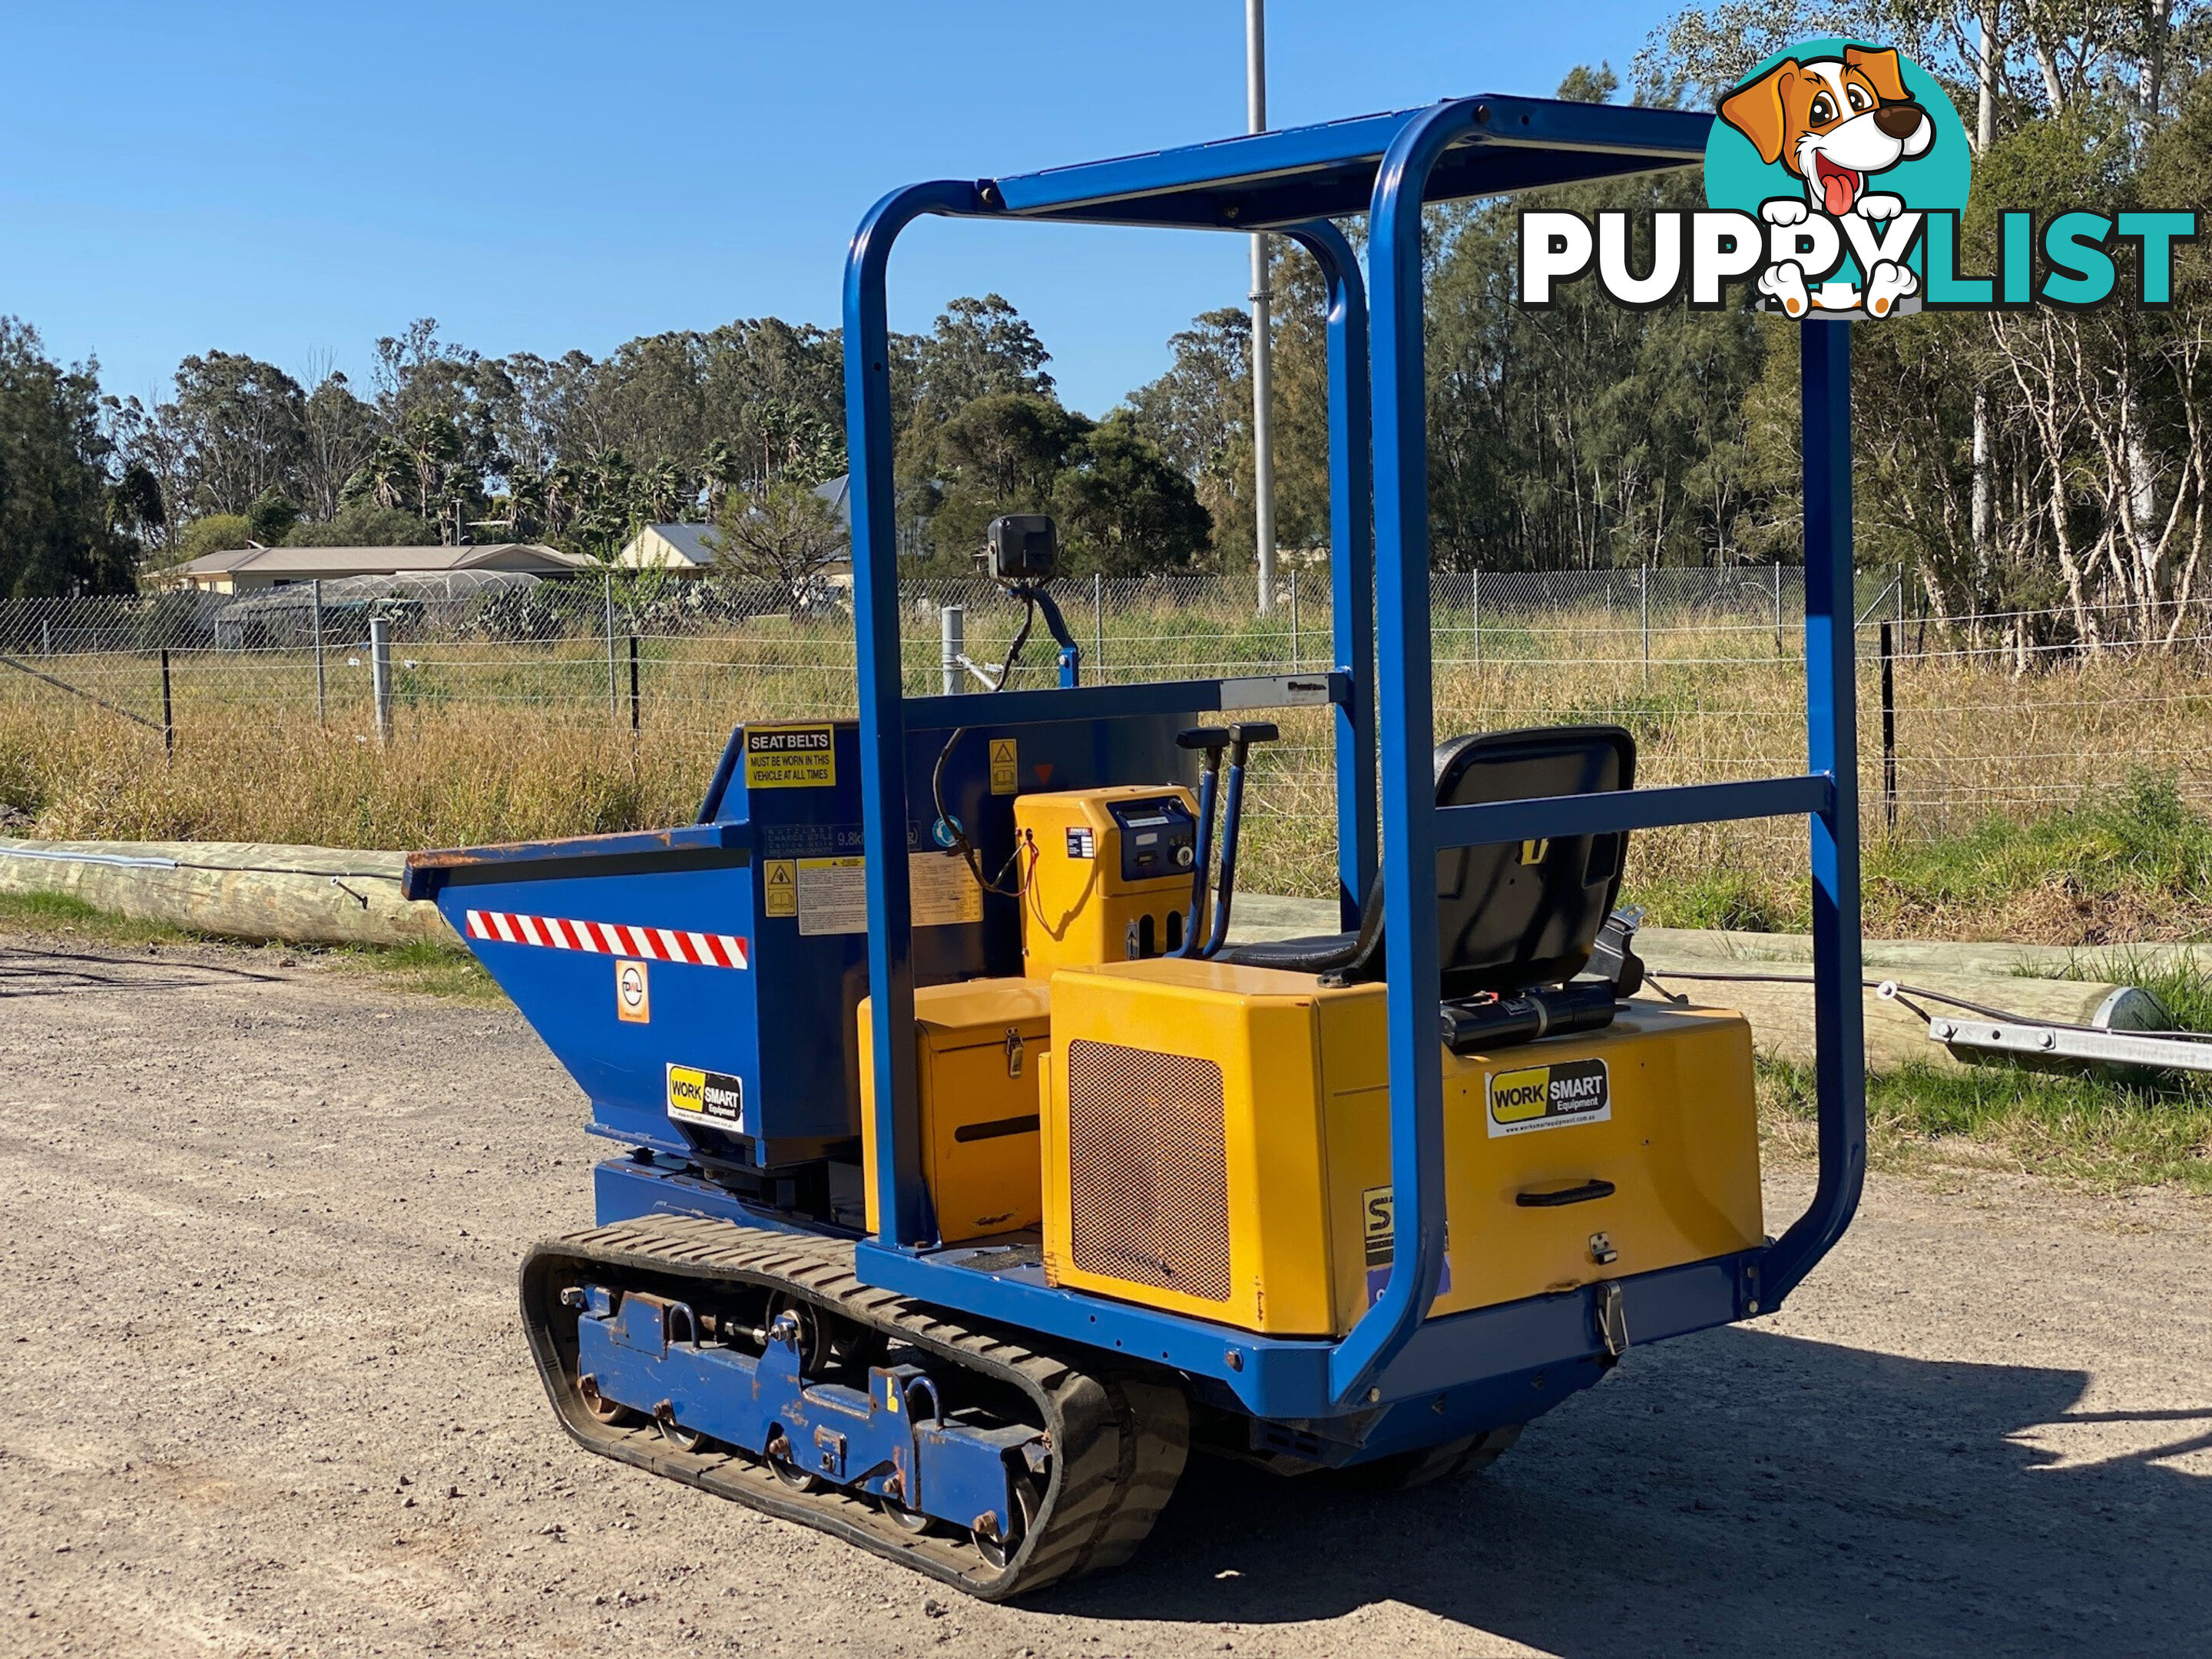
<box><xmin>982</xmin><ymin>94</ymin><xmax>1711</xmax><ymax>230</ymax></box>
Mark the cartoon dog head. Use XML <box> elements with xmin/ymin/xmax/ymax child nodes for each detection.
<box><xmin>1719</xmin><ymin>45</ymin><xmax>1933</xmax><ymax>217</ymax></box>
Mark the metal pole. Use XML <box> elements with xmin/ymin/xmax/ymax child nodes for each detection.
<box><xmin>1641</xmin><ymin>565</ymin><xmax>1651</xmax><ymax>687</ymax></box>
<box><xmin>940</xmin><ymin>604</ymin><xmax>964</xmax><ymax>696</ymax></box>
<box><xmin>160</xmin><ymin>648</ymin><xmax>174</xmax><ymax>758</ymax></box>
<box><xmin>629</xmin><ymin>634</ymin><xmax>641</xmax><ymax>735</ymax></box>
<box><xmin>1092</xmin><ymin>571</ymin><xmax>1104</xmax><ymax>677</ymax></box>
<box><xmin>604</xmin><ymin>571</ymin><xmax>618</xmax><ymax>718</ymax></box>
<box><xmin>1247</xmin><ymin>0</ymin><xmax>1276</xmax><ymax>616</ymax></box>
<box><xmin>311</xmin><ymin>578</ymin><xmax>326</xmax><ymax>727</ymax></box>
<box><xmin>1471</xmin><ymin>567</ymin><xmax>1481</xmax><ymax>670</ymax></box>
<box><xmin>1880</xmin><ymin>619</ymin><xmax>1899</xmax><ymax>833</ymax></box>
<box><xmin>369</xmin><ymin>615</ymin><xmax>392</xmax><ymax>747</ymax></box>
<box><xmin>1773</xmin><ymin>560</ymin><xmax>1784</xmax><ymax>657</ymax></box>
<box><xmin>1289</xmin><ymin>567</ymin><xmax>1300</xmax><ymax>667</ymax></box>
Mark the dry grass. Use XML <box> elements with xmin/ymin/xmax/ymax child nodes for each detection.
<box><xmin>8</xmin><ymin>599</ymin><xmax>2212</xmax><ymax>945</ymax></box>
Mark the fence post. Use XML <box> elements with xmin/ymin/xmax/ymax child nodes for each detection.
<box><xmin>1289</xmin><ymin>568</ymin><xmax>1300</xmax><ymax>669</ymax></box>
<box><xmin>941</xmin><ymin>604</ymin><xmax>964</xmax><ymax>696</ymax></box>
<box><xmin>1471</xmin><ymin>567</ymin><xmax>1482</xmax><ymax>671</ymax></box>
<box><xmin>311</xmin><ymin>578</ymin><xmax>326</xmax><ymax>727</ymax></box>
<box><xmin>1641</xmin><ymin>564</ymin><xmax>1651</xmax><ymax>687</ymax></box>
<box><xmin>369</xmin><ymin>615</ymin><xmax>392</xmax><ymax>747</ymax></box>
<box><xmin>604</xmin><ymin>570</ymin><xmax>618</xmax><ymax>720</ymax></box>
<box><xmin>160</xmin><ymin>648</ymin><xmax>174</xmax><ymax>760</ymax></box>
<box><xmin>1092</xmin><ymin>571</ymin><xmax>1104</xmax><ymax>677</ymax></box>
<box><xmin>1879</xmin><ymin>618</ymin><xmax>1898</xmax><ymax>833</ymax></box>
<box><xmin>1773</xmin><ymin>561</ymin><xmax>1784</xmax><ymax>657</ymax></box>
<box><xmin>629</xmin><ymin>634</ymin><xmax>641</xmax><ymax>735</ymax></box>
<box><xmin>41</xmin><ymin>620</ymin><xmax>51</xmax><ymax>657</ymax></box>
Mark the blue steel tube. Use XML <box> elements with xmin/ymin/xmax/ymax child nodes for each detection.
<box><xmin>1761</xmin><ymin>320</ymin><xmax>1867</xmax><ymax>1304</ymax></box>
<box><xmin>1325</xmin><ymin>99</ymin><xmax>1481</xmax><ymax>1408</ymax></box>
<box><xmin>1175</xmin><ymin>759</ymin><xmax>1220</xmax><ymax>957</ymax></box>
<box><xmin>1281</xmin><ymin>220</ymin><xmax>1376</xmax><ymax>932</ymax></box>
<box><xmin>844</xmin><ymin>179</ymin><xmax>982</xmax><ymax>1247</ymax></box>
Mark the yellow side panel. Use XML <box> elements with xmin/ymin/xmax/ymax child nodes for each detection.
<box><xmin>1041</xmin><ymin>962</ymin><xmax>1336</xmax><ymax>1333</ymax></box>
<box><xmin>860</xmin><ymin>977</ymin><xmax>1051</xmax><ymax>1243</ymax></box>
<box><xmin>1323</xmin><ymin>1005</ymin><xmax>1763</xmax><ymax>1326</ymax></box>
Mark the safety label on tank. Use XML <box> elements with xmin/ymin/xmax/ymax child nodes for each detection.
<box><xmin>667</xmin><ymin>1063</ymin><xmax>746</xmax><ymax>1133</ymax></box>
<box><xmin>744</xmin><ymin>724</ymin><xmax>836</xmax><ymax>789</ymax></box>
<box><xmin>988</xmin><ymin>737</ymin><xmax>1018</xmax><ymax>795</ymax></box>
<box><xmin>796</xmin><ymin>856</ymin><xmax>867</xmax><ymax>935</ymax></box>
<box><xmin>762</xmin><ymin>859</ymin><xmax>797</xmax><ymax>917</ymax></box>
<box><xmin>908</xmin><ymin>851</ymin><xmax>983</xmax><ymax>926</ymax></box>
<box><xmin>1485</xmin><ymin>1058</ymin><xmax>1611</xmax><ymax>1137</ymax></box>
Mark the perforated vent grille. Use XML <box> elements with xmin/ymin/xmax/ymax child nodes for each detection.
<box><xmin>1065</xmin><ymin>1039</ymin><xmax>1231</xmax><ymax>1303</ymax></box>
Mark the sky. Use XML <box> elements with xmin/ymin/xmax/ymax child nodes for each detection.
<box><xmin>0</xmin><ymin>0</ymin><xmax>1673</xmax><ymax>422</ymax></box>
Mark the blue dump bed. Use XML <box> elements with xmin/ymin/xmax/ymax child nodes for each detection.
<box><xmin>402</xmin><ymin>716</ymin><xmax>1192</xmax><ymax>1191</ymax></box>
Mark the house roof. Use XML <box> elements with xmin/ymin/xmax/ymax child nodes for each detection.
<box><xmin>173</xmin><ymin>543</ymin><xmax>594</xmax><ymax>578</ymax></box>
<box><xmin>631</xmin><ymin>523</ymin><xmax>723</xmax><ymax>566</ymax></box>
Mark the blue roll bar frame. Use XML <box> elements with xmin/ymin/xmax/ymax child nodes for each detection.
<box><xmin>842</xmin><ymin>94</ymin><xmax>1865</xmax><ymax>1421</ymax></box>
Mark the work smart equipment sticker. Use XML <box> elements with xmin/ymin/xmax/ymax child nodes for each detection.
<box><xmin>667</xmin><ymin>1063</ymin><xmax>747</xmax><ymax>1134</ymax></box>
<box><xmin>1486</xmin><ymin>1058</ymin><xmax>1611</xmax><ymax>1137</ymax></box>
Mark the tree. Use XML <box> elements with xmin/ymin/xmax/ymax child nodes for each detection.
<box><xmin>176</xmin><ymin>512</ymin><xmax>250</xmax><ymax>566</ymax></box>
<box><xmin>909</xmin><ymin>295</ymin><xmax>1055</xmax><ymax>426</ymax></box>
<box><xmin>299</xmin><ymin>367</ymin><xmax>378</xmax><ymax>522</ymax></box>
<box><xmin>1052</xmin><ymin>414</ymin><xmax>1214</xmax><ymax>575</ymax></box>
<box><xmin>0</xmin><ymin>320</ymin><xmax>137</xmax><ymax>594</ymax></box>
<box><xmin>926</xmin><ymin>393</ymin><xmax>1091</xmax><ymax>565</ymax></box>
<box><xmin>164</xmin><ymin>350</ymin><xmax>309</xmax><ymax>515</ymax></box>
<box><xmin>245</xmin><ymin>487</ymin><xmax>300</xmax><ymax>547</ymax></box>
<box><xmin>710</xmin><ymin>479</ymin><xmax>847</xmax><ymax>614</ymax></box>
<box><xmin>283</xmin><ymin>503</ymin><xmax>432</xmax><ymax>547</ymax></box>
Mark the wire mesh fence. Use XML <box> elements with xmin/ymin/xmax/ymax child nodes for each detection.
<box><xmin>0</xmin><ymin>564</ymin><xmax>2201</xmax><ymax>899</ymax></box>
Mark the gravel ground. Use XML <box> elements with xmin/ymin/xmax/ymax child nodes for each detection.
<box><xmin>2</xmin><ymin>930</ymin><xmax>2208</xmax><ymax>1659</ymax></box>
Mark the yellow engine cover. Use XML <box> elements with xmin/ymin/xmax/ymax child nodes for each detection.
<box><xmin>1012</xmin><ymin>786</ymin><xmax>1204</xmax><ymax>975</ymax></box>
<box><xmin>859</xmin><ymin>977</ymin><xmax>1051</xmax><ymax>1243</ymax></box>
<box><xmin>1039</xmin><ymin>958</ymin><xmax>1763</xmax><ymax>1336</ymax></box>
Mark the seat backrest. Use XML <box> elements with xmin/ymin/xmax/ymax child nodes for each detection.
<box><xmin>1430</xmin><ymin>724</ymin><xmax>1635</xmax><ymax>995</ymax></box>
<box><xmin>1313</xmin><ymin>724</ymin><xmax>1634</xmax><ymax>994</ymax></box>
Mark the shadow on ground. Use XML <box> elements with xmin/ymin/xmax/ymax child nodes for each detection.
<box><xmin>1050</xmin><ymin>1327</ymin><xmax>2211</xmax><ymax>1656</ymax></box>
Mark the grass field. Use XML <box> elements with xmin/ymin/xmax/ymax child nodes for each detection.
<box><xmin>9</xmin><ymin>592</ymin><xmax>2212</xmax><ymax>945</ymax></box>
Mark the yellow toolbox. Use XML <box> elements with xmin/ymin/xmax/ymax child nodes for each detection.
<box><xmin>1013</xmin><ymin>786</ymin><xmax>1204</xmax><ymax>973</ymax></box>
<box><xmin>860</xmin><ymin>977</ymin><xmax>1051</xmax><ymax>1243</ymax></box>
<box><xmin>1038</xmin><ymin>957</ymin><xmax>1762</xmax><ymax>1335</ymax></box>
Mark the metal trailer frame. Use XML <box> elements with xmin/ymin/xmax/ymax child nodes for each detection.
<box><xmin>843</xmin><ymin>94</ymin><xmax>1866</xmax><ymax>1421</ymax></box>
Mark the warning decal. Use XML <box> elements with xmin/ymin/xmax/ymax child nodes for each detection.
<box><xmin>744</xmin><ymin>724</ymin><xmax>836</xmax><ymax>789</ymax></box>
<box><xmin>667</xmin><ymin>1063</ymin><xmax>746</xmax><ymax>1133</ymax></box>
<box><xmin>909</xmin><ymin>851</ymin><xmax>984</xmax><ymax>926</ymax></box>
<box><xmin>988</xmin><ymin>737</ymin><xmax>1018</xmax><ymax>796</ymax></box>
<box><xmin>796</xmin><ymin>856</ymin><xmax>868</xmax><ymax>936</ymax></box>
<box><xmin>1486</xmin><ymin>1058</ymin><xmax>1611</xmax><ymax>1137</ymax></box>
<box><xmin>762</xmin><ymin>859</ymin><xmax>797</xmax><ymax>917</ymax></box>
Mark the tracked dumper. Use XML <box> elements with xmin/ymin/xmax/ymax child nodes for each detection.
<box><xmin>403</xmin><ymin>88</ymin><xmax>1869</xmax><ymax>1598</ymax></box>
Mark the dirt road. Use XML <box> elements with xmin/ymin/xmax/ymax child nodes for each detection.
<box><xmin>2</xmin><ymin>931</ymin><xmax>2207</xmax><ymax>1658</ymax></box>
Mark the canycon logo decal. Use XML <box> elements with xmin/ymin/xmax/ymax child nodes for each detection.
<box><xmin>1519</xmin><ymin>39</ymin><xmax>2195</xmax><ymax>319</ymax></box>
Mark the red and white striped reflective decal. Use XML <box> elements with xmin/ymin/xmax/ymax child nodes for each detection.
<box><xmin>464</xmin><ymin>909</ymin><xmax>748</xmax><ymax>969</ymax></box>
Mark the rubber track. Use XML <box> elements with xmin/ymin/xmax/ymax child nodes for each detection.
<box><xmin>518</xmin><ymin>1215</ymin><xmax>1188</xmax><ymax>1601</ymax></box>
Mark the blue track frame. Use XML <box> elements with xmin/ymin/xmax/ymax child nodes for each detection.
<box><xmin>842</xmin><ymin>94</ymin><xmax>1865</xmax><ymax>1421</ymax></box>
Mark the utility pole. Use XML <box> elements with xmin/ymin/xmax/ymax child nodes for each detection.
<box><xmin>1971</xmin><ymin>0</ymin><xmax>1997</xmax><ymax>600</ymax></box>
<box><xmin>1247</xmin><ymin>0</ymin><xmax>1276</xmax><ymax>615</ymax></box>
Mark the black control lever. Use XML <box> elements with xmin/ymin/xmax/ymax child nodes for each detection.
<box><xmin>1172</xmin><ymin>727</ymin><xmax>1229</xmax><ymax>956</ymax></box>
<box><xmin>1198</xmin><ymin>721</ymin><xmax>1279</xmax><ymax>958</ymax></box>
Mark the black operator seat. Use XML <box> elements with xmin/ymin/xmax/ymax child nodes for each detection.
<box><xmin>1218</xmin><ymin>725</ymin><xmax>1636</xmax><ymax>994</ymax></box>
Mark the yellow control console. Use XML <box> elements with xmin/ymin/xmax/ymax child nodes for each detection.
<box><xmin>1013</xmin><ymin>786</ymin><xmax>1205</xmax><ymax>975</ymax></box>
<box><xmin>1037</xmin><ymin>958</ymin><xmax>1762</xmax><ymax>1336</ymax></box>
